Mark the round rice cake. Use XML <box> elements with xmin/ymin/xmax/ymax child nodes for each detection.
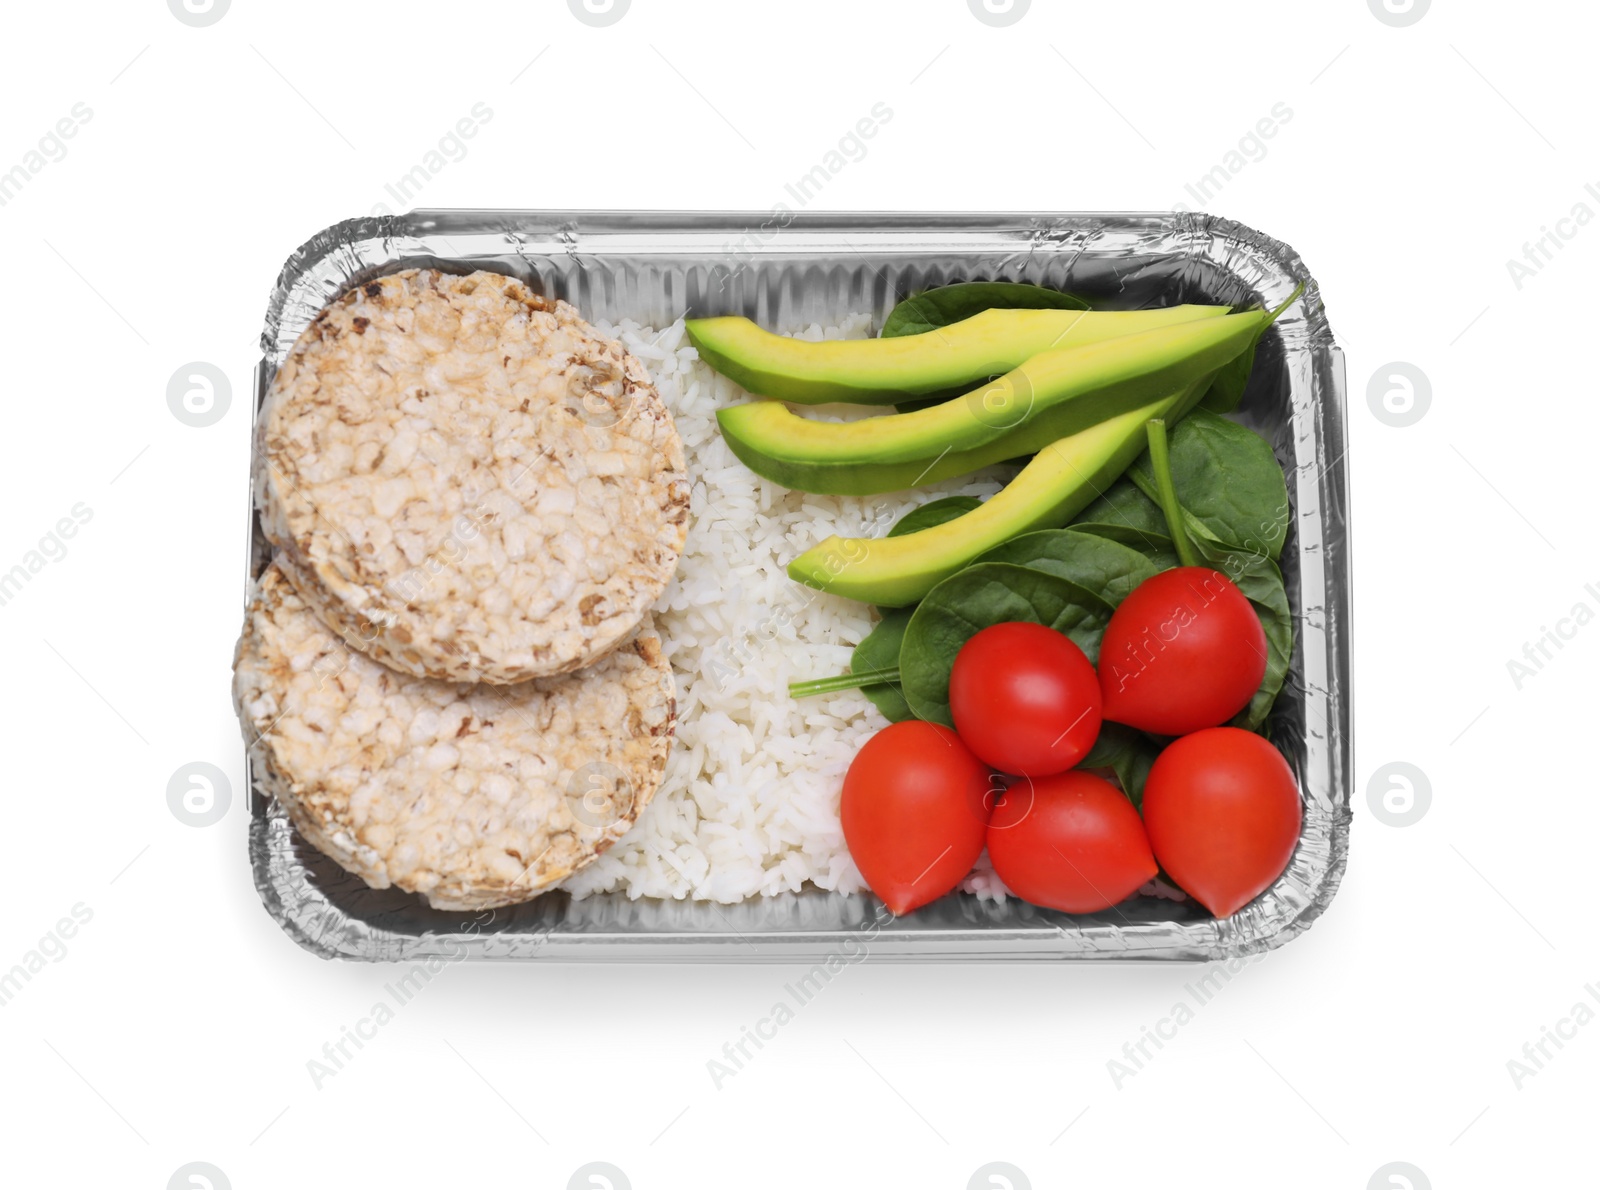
<box><xmin>256</xmin><ymin>267</ymin><xmax>690</xmax><ymax>684</ymax></box>
<box><xmin>232</xmin><ymin>562</ymin><xmax>676</xmax><ymax>910</ymax></box>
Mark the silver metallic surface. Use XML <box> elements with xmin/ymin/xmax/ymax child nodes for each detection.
<box><xmin>246</xmin><ymin>210</ymin><xmax>1350</xmax><ymax>962</ymax></box>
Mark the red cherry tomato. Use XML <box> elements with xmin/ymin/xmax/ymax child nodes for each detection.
<box><xmin>1141</xmin><ymin>727</ymin><xmax>1302</xmax><ymax>918</ymax></box>
<box><xmin>1097</xmin><ymin>567</ymin><xmax>1267</xmax><ymax>736</ymax></box>
<box><xmin>986</xmin><ymin>771</ymin><xmax>1157</xmax><ymax>913</ymax></box>
<box><xmin>949</xmin><ymin>622</ymin><xmax>1103</xmax><ymax>776</ymax></box>
<box><xmin>841</xmin><ymin>720</ymin><xmax>994</xmax><ymax>916</ymax></box>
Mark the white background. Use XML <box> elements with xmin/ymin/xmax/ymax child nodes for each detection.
<box><xmin>0</xmin><ymin>1</ymin><xmax>1591</xmax><ymax>1187</ymax></box>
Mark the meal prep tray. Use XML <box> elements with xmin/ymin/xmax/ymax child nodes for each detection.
<box><xmin>246</xmin><ymin>210</ymin><xmax>1350</xmax><ymax>962</ymax></box>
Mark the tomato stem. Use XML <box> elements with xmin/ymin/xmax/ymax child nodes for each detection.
<box><xmin>788</xmin><ymin>667</ymin><xmax>902</xmax><ymax>699</ymax></box>
<box><xmin>1145</xmin><ymin>418</ymin><xmax>1201</xmax><ymax>568</ymax></box>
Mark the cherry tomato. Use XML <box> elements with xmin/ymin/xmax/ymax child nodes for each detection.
<box><xmin>986</xmin><ymin>771</ymin><xmax>1157</xmax><ymax>913</ymax></box>
<box><xmin>1141</xmin><ymin>727</ymin><xmax>1302</xmax><ymax>917</ymax></box>
<box><xmin>841</xmin><ymin>720</ymin><xmax>994</xmax><ymax>916</ymax></box>
<box><xmin>949</xmin><ymin>622</ymin><xmax>1103</xmax><ymax>776</ymax></box>
<box><xmin>1097</xmin><ymin>567</ymin><xmax>1267</xmax><ymax>736</ymax></box>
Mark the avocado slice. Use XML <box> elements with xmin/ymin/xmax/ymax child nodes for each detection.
<box><xmin>686</xmin><ymin>303</ymin><xmax>1229</xmax><ymax>404</ymax></box>
<box><xmin>786</xmin><ymin>377</ymin><xmax>1214</xmax><ymax>607</ymax></box>
<box><xmin>717</xmin><ymin>311</ymin><xmax>1267</xmax><ymax>496</ymax></box>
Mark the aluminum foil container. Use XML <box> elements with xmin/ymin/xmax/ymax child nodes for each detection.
<box><xmin>246</xmin><ymin>210</ymin><xmax>1350</xmax><ymax>962</ymax></box>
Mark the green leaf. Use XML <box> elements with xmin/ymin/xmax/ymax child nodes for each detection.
<box><xmin>1112</xmin><ymin>735</ymin><xmax>1162</xmax><ymax>808</ymax></box>
<box><xmin>880</xmin><ymin>282</ymin><xmax>1089</xmax><ymax>339</ymax></box>
<box><xmin>974</xmin><ymin>529</ymin><xmax>1159</xmax><ymax>608</ymax></box>
<box><xmin>887</xmin><ymin>496</ymin><xmax>984</xmax><ymax>538</ymax></box>
<box><xmin>1078</xmin><ymin>721</ymin><xmax>1136</xmax><ymax>770</ymax></box>
<box><xmin>1077</xmin><ymin>723</ymin><xmax>1163</xmax><ymax>807</ymax></box>
<box><xmin>851</xmin><ymin>607</ymin><xmax>914</xmax><ymax>721</ymax></box>
<box><xmin>1196</xmin><ymin>332</ymin><xmax>1260</xmax><ymax>415</ymax></box>
<box><xmin>900</xmin><ymin>563</ymin><xmax>1112</xmax><ymax>727</ymax></box>
<box><xmin>1192</xmin><ymin>543</ymin><xmax>1293</xmax><ymax>731</ymax></box>
<box><xmin>1069</xmin><ymin>480</ymin><xmax>1182</xmax><ymax>569</ymax></box>
<box><xmin>1072</xmin><ymin>478</ymin><xmax>1171</xmax><ymax>538</ymax></box>
<box><xmin>1237</xmin><ymin>583</ymin><xmax>1292</xmax><ymax>730</ymax></box>
<box><xmin>1129</xmin><ymin>410</ymin><xmax>1289</xmax><ymax>561</ymax></box>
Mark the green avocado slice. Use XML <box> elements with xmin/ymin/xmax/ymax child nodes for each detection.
<box><xmin>786</xmin><ymin>376</ymin><xmax>1215</xmax><ymax>607</ymax></box>
<box><xmin>716</xmin><ymin>311</ymin><xmax>1266</xmax><ymax>496</ymax></box>
<box><xmin>686</xmin><ymin>303</ymin><xmax>1228</xmax><ymax>405</ymax></box>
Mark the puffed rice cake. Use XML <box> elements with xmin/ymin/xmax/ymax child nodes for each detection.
<box><xmin>255</xmin><ymin>268</ymin><xmax>690</xmax><ymax>684</ymax></box>
<box><xmin>232</xmin><ymin>562</ymin><xmax>676</xmax><ymax>910</ymax></box>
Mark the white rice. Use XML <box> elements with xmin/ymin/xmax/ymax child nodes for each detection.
<box><xmin>561</xmin><ymin>314</ymin><xmax>1013</xmax><ymax>904</ymax></box>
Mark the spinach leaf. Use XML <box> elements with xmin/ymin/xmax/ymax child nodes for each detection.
<box><xmin>1112</xmin><ymin>739</ymin><xmax>1161</xmax><ymax>808</ymax></box>
<box><xmin>1128</xmin><ymin>410</ymin><xmax>1289</xmax><ymax>561</ymax></box>
<box><xmin>1237</xmin><ymin>578</ymin><xmax>1292</xmax><ymax>730</ymax></box>
<box><xmin>1197</xmin><ymin>328</ymin><xmax>1262</xmax><ymax>415</ymax></box>
<box><xmin>975</xmin><ymin>529</ymin><xmax>1159</xmax><ymax>608</ymax></box>
<box><xmin>1078</xmin><ymin>723</ymin><xmax>1163</xmax><ymax>807</ymax></box>
<box><xmin>888</xmin><ymin>496</ymin><xmax>983</xmax><ymax>538</ymax></box>
<box><xmin>880</xmin><ymin>282</ymin><xmax>1089</xmax><ymax>339</ymax></box>
<box><xmin>1193</xmin><ymin>543</ymin><xmax>1293</xmax><ymax>731</ymax></box>
<box><xmin>851</xmin><ymin>607</ymin><xmax>914</xmax><ymax>721</ymax></box>
<box><xmin>1069</xmin><ymin>479</ymin><xmax>1178</xmax><ymax>558</ymax></box>
<box><xmin>1072</xmin><ymin>527</ymin><xmax>1182</xmax><ymax>573</ymax></box>
<box><xmin>900</xmin><ymin>563</ymin><xmax>1112</xmax><ymax>727</ymax></box>
<box><xmin>1078</xmin><ymin>722</ymin><xmax>1133</xmax><ymax>769</ymax></box>
<box><xmin>1075</xmin><ymin>477</ymin><xmax>1167</xmax><ymax>536</ymax></box>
